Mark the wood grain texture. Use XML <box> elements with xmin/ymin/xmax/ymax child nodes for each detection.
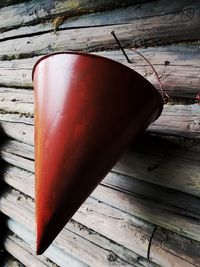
<box><xmin>1</xmin><ymin>45</ymin><xmax>200</xmax><ymax>99</ymax></box>
<box><xmin>150</xmin><ymin>227</ymin><xmax>200</xmax><ymax>267</ymax></box>
<box><xmin>0</xmin><ymin>15</ymin><xmax>200</xmax><ymax>61</ymax></box>
<box><xmin>0</xmin><ymin>1</ymin><xmax>199</xmax><ymax>41</ymax></box>
<box><xmin>0</xmin><ymin>0</ymin><xmax>136</xmax><ymax>32</ymax></box>
<box><xmin>0</xmin><ymin>0</ymin><xmax>199</xmax><ymax>46</ymax></box>
<box><xmin>3</xmin><ymin>150</ymin><xmax>200</xmax><ymax>217</ymax></box>
<box><xmin>0</xmin><ymin>88</ymin><xmax>200</xmax><ymax>139</ymax></box>
<box><xmin>2</xmin><ymin>149</ymin><xmax>200</xmax><ymax>245</ymax></box>
<box><xmin>4</xmin><ymin>234</ymin><xmax>55</xmax><ymax>267</ymax></box>
<box><xmin>6</xmin><ymin>218</ymin><xmax>158</xmax><ymax>267</ymax></box>
<box><xmin>5</xmin><ymin>223</ymin><xmax>88</xmax><ymax>267</ymax></box>
<box><xmin>2</xmin><ymin>184</ymin><xmax>200</xmax><ymax>266</ymax></box>
<box><xmin>1</xmin><ymin>122</ymin><xmax>200</xmax><ymax>197</ymax></box>
<box><xmin>0</xmin><ymin>187</ymin><xmax>155</xmax><ymax>266</ymax></box>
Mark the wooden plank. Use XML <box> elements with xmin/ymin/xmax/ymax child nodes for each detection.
<box><xmin>0</xmin><ymin>88</ymin><xmax>34</xmax><ymax>114</ymax></box>
<box><xmin>19</xmin><ymin>187</ymin><xmax>156</xmax><ymax>257</ymax></box>
<box><xmin>113</xmin><ymin>134</ymin><xmax>200</xmax><ymax>197</ymax></box>
<box><xmin>0</xmin><ymin>186</ymin><xmax>155</xmax><ymax>263</ymax></box>
<box><xmin>0</xmin><ymin>45</ymin><xmax>200</xmax><ymax>99</ymax></box>
<box><xmin>0</xmin><ymin>0</ymin><xmax>199</xmax><ymax>46</ymax></box>
<box><xmin>2</xmin><ymin>186</ymin><xmax>200</xmax><ymax>267</ymax></box>
<box><xmin>103</xmin><ymin>171</ymin><xmax>200</xmax><ymax>219</ymax></box>
<box><xmin>0</xmin><ymin>0</ymin><xmax>133</xmax><ymax>32</ymax></box>
<box><xmin>4</xmin><ymin>163</ymin><xmax>200</xmax><ymax>219</ymax></box>
<box><xmin>150</xmin><ymin>227</ymin><xmax>200</xmax><ymax>267</ymax></box>
<box><xmin>0</xmin><ymin>120</ymin><xmax>34</xmax><ymax>145</ymax></box>
<box><xmin>1</xmin><ymin>89</ymin><xmax>200</xmax><ymax>139</ymax></box>
<box><xmin>1</xmin><ymin>127</ymin><xmax>200</xmax><ymax>197</ymax></box>
<box><xmin>148</xmin><ymin>104</ymin><xmax>200</xmax><ymax>138</ymax></box>
<box><xmin>5</xmin><ymin>224</ymin><xmax>87</xmax><ymax>267</ymax></box>
<box><xmin>1</xmin><ymin>1</ymin><xmax>199</xmax><ymax>41</ymax></box>
<box><xmin>6</xmin><ymin>218</ymin><xmax>157</xmax><ymax>267</ymax></box>
<box><xmin>3</xmin><ymin>162</ymin><xmax>200</xmax><ymax>246</ymax></box>
<box><xmin>0</xmin><ymin>3</ymin><xmax>200</xmax><ymax>61</ymax></box>
<box><xmin>0</xmin><ymin>5</ymin><xmax>157</xmax><ymax>41</ymax></box>
<box><xmin>4</xmin><ymin>235</ymin><xmax>53</xmax><ymax>267</ymax></box>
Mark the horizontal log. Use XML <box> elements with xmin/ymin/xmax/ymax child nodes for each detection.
<box><xmin>0</xmin><ymin>45</ymin><xmax>200</xmax><ymax>99</ymax></box>
<box><xmin>0</xmin><ymin>21</ymin><xmax>199</xmax><ymax>61</ymax></box>
<box><xmin>150</xmin><ymin>227</ymin><xmax>200</xmax><ymax>267</ymax></box>
<box><xmin>4</xmin><ymin>162</ymin><xmax>200</xmax><ymax>219</ymax></box>
<box><xmin>0</xmin><ymin>0</ymin><xmax>199</xmax><ymax>41</ymax></box>
<box><xmin>0</xmin><ymin>186</ymin><xmax>155</xmax><ymax>264</ymax></box>
<box><xmin>1</xmin><ymin>184</ymin><xmax>200</xmax><ymax>266</ymax></box>
<box><xmin>6</xmin><ymin>217</ymin><xmax>157</xmax><ymax>267</ymax></box>
<box><xmin>0</xmin><ymin>87</ymin><xmax>34</xmax><ymax>114</ymax></box>
<box><xmin>2</xmin><ymin>152</ymin><xmax>200</xmax><ymax>244</ymax></box>
<box><xmin>0</xmin><ymin>0</ymin><xmax>134</xmax><ymax>32</ymax></box>
<box><xmin>1</xmin><ymin>124</ymin><xmax>200</xmax><ymax>197</ymax></box>
<box><xmin>0</xmin><ymin>114</ymin><xmax>34</xmax><ymax>145</ymax></box>
<box><xmin>149</xmin><ymin>104</ymin><xmax>200</xmax><ymax>138</ymax></box>
<box><xmin>4</xmin><ymin>233</ymin><xmax>55</xmax><ymax>267</ymax></box>
<box><xmin>0</xmin><ymin>0</ymin><xmax>199</xmax><ymax>47</ymax></box>
<box><xmin>5</xmin><ymin>221</ymin><xmax>87</xmax><ymax>267</ymax></box>
<box><xmin>4</xmin><ymin>161</ymin><xmax>200</xmax><ymax>266</ymax></box>
<box><xmin>0</xmin><ymin>88</ymin><xmax>200</xmax><ymax>138</ymax></box>
<box><xmin>0</xmin><ymin>5</ymin><xmax>157</xmax><ymax>41</ymax></box>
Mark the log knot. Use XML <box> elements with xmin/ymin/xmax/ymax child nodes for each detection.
<box><xmin>182</xmin><ymin>9</ymin><xmax>195</xmax><ymax>22</ymax></box>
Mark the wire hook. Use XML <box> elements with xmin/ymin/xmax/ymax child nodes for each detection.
<box><xmin>111</xmin><ymin>31</ymin><xmax>169</xmax><ymax>104</ymax></box>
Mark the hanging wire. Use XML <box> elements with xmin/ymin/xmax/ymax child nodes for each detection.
<box><xmin>111</xmin><ymin>31</ymin><xmax>169</xmax><ymax>104</ymax></box>
<box><xmin>111</xmin><ymin>31</ymin><xmax>132</xmax><ymax>63</ymax></box>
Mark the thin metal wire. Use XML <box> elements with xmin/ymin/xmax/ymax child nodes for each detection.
<box><xmin>111</xmin><ymin>31</ymin><xmax>169</xmax><ymax>103</ymax></box>
<box><xmin>111</xmin><ymin>31</ymin><xmax>132</xmax><ymax>64</ymax></box>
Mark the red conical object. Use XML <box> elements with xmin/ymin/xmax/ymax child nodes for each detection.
<box><xmin>33</xmin><ymin>52</ymin><xmax>163</xmax><ymax>254</ymax></box>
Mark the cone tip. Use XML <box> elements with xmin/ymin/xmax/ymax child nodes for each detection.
<box><xmin>36</xmin><ymin>237</ymin><xmax>48</xmax><ymax>255</ymax></box>
<box><xmin>36</xmin><ymin>225</ymin><xmax>49</xmax><ymax>255</ymax></box>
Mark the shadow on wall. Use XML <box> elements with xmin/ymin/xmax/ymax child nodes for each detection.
<box><xmin>0</xmin><ymin>124</ymin><xmax>10</xmax><ymax>265</ymax></box>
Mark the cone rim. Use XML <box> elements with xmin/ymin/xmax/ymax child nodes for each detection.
<box><xmin>32</xmin><ymin>51</ymin><xmax>163</xmax><ymax>121</ymax></box>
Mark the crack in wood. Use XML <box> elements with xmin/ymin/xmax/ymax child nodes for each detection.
<box><xmin>147</xmin><ymin>225</ymin><xmax>157</xmax><ymax>260</ymax></box>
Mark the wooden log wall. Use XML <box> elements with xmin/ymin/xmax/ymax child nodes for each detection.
<box><xmin>0</xmin><ymin>0</ymin><xmax>200</xmax><ymax>266</ymax></box>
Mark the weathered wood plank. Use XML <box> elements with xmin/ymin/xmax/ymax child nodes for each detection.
<box><xmin>0</xmin><ymin>187</ymin><xmax>155</xmax><ymax>264</ymax></box>
<box><xmin>113</xmin><ymin>135</ymin><xmax>200</xmax><ymax>197</ymax></box>
<box><xmin>1</xmin><ymin>1</ymin><xmax>199</xmax><ymax>42</ymax></box>
<box><xmin>1</xmin><ymin>134</ymin><xmax>200</xmax><ymax>240</ymax></box>
<box><xmin>150</xmin><ymin>227</ymin><xmax>200</xmax><ymax>267</ymax></box>
<box><xmin>0</xmin><ymin>88</ymin><xmax>34</xmax><ymax>114</ymax></box>
<box><xmin>0</xmin><ymin>5</ymin><xmax>156</xmax><ymax>41</ymax></box>
<box><xmin>1</xmin><ymin>125</ymin><xmax>200</xmax><ymax>197</ymax></box>
<box><xmin>1</xmin><ymin>45</ymin><xmax>200</xmax><ymax>99</ymax></box>
<box><xmin>0</xmin><ymin>1</ymin><xmax>200</xmax><ymax>61</ymax></box>
<box><xmin>0</xmin><ymin>114</ymin><xmax>33</xmax><ymax>145</ymax></box>
<box><xmin>3</xmin><ymin>162</ymin><xmax>200</xmax><ymax>246</ymax></box>
<box><xmin>4</xmin><ymin>234</ymin><xmax>54</xmax><ymax>267</ymax></box>
<box><xmin>0</xmin><ymin>0</ymin><xmax>199</xmax><ymax>47</ymax></box>
<box><xmin>6</xmin><ymin>218</ymin><xmax>157</xmax><ymax>267</ymax></box>
<box><xmin>5</xmin><ymin>224</ymin><xmax>87</xmax><ymax>267</ymax></box>
<box><xmin>103</xmin><ymin>171</ymin><xmax>200</xmax><ymax>218</ymax></box>
<box><xmin>0</xmin><ymin>0</ymin><xmax>135</xmax><ymax>32</ymax></box>
<box><xmin>1</xmin><ymin>88</ymin><xmax>200</xmax><ymax>139</ymax></box>
<box><xmin>2</xmin><ymin>186</ymin><xmax>200</xmax><ymax>267</ymax></box>
<box><xmin>149</xmin><ymin>104</ymin><xmax>200</xmax><ymax>138</ymax></box>
<box><xmin>4</xmin><ymin>162</ymin><xmax>200</xmax><ymax>219</ymax></box>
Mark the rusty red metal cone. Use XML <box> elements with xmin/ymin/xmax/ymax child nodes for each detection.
<box><xmin>32</xmin><ymin>52</ymin><xmax>163</xmax><ymax>254</ymax></box>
